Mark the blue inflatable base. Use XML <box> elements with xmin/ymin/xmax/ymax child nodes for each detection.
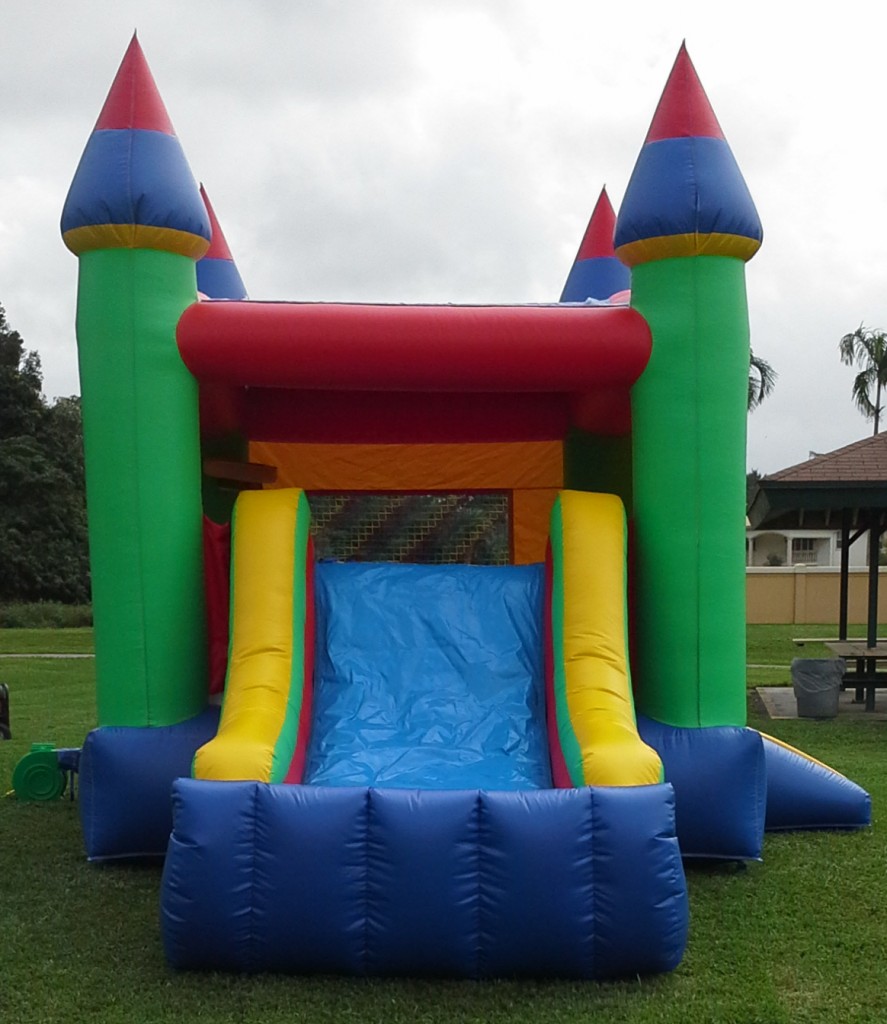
<box><xmin>638</xmin><ymin>716</ymin><xmax>766</xmax><ymax>860</ymax></box>
<box><xmin>636</xmin><ymin>717</ymin><xmax>871</xmax><ymax>858</ymax></box>
<box><xmin>759</xmin><ymin>733</ymin><xmax>871</xmax><ymax>831</ymax></box>
<box><xmin>161</xmin><ymin>779</ymin><xmax>688</xmax><ymax>979</ymax></box>
<box><xmin>79</xmin><ymin>708</ymin><xmax>220</xmax><ymax>861</ymax></box>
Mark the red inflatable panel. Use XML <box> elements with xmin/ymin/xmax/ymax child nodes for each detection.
<box><xmin>201</xmin><ymin>518</ymin><xmax>230</xmax><ymax>696</ymax></box>
<box><xmin>177</xmin><ymin>302</ymin><xmax>651</xmax><ymax>392</ymax></box>
<box><xmin>243</xmin><ymin>389</ymin><xmax>570</xmax><ymax>444</ymax></box>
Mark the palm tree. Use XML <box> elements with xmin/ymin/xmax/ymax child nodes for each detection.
<box><xmin>838</xmin><ymin>324</ymin><xmax>887</xmax><ymax>434</ymax></box>
<box><xmin>748</xmin><ymin>350</ymin><xmax>777</xmax><ymax>411</ymax></box>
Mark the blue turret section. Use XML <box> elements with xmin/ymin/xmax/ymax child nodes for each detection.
<box><xmin>196</xmin><ymin>185</ymin><xmax>248</xmax><ymax>300</ymax></box>
<box><xmin>561</xmin><ymin>187</ymin><xmax>629</xmax><ymax>303</ymax></box>
<box><xmin>614</xmin><ymin>44</ymin><xmax>761</xmax><ymax>268</ymax></box>
<box><xmin>61</xmin><ymin>35</ymin><xmax>210</xmax><ymax>259</ymax></box>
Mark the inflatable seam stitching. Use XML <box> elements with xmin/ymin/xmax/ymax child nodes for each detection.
<box><xmin>247</xmin><ymin>782</ymin><xmax>260</xmax><ymax>970</ymax></box>
<box><xmin>82</xmin><ymin>736</ymin><xmax>97</xmax><ymax>859</ymax></box>
<box><xmin>474</xmin><ymin>792</ymin><xmax>484</xmax><ymax>979</ymax></box>
<box><xmin>587</xmin><ymin>787</ymin><xmax>597</xmax><ymax>975</ymax></box>
<box><xmin>362</xmin><ymin>788</ymin><xmax>372</xmax><ymax>976</ymax></box>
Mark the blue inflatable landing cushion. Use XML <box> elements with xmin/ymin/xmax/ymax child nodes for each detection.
<box><xmin>161</xmin><ymin>778</ymin><xmax>688</xmax><ymax>979</ymax></box>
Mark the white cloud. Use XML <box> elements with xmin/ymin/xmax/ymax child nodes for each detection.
<box><xmin>4</xmin><ymin>0</ymin><xmax>887</xmax><ymax>470</ymax></box>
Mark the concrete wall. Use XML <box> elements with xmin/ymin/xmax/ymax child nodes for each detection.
<box><xmin>746</xmin><ymin>566</ymin><xmax>887</xmax><ymax>624</ymax></box>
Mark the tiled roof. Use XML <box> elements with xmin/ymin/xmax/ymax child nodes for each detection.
<box><xmin>765</xmin><ymin>432</ymin><xmax>887</xmax><ymax>484</ymax></box>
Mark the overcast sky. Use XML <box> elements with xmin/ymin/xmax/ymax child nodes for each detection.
<box><xmin>3</xmin><ymin>1</ymin><xmax>886</xmax><ymax>474</ymax></box>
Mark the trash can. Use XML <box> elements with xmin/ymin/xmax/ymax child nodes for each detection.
<box><xmin>791</xmin><ymin>658</ymin><xmax>845</xmax><ymax>719</ymax></box>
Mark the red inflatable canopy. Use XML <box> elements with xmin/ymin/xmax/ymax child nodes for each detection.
<box><xmin>177</xmin><ymin>302</ymin><xmax>651</xmax><ymax>441</ymax></box>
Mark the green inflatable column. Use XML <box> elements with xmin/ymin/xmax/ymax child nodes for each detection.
<box><xmin>629</xmin><ymin>258</ymin><xmax>751</xmax><ymax>726</ymax></box>
<box><xmin>614</xmin><ymin>45</ymin><xmax>762</xmax><ymax>727</ymax></box>
<box><xmin>61</xmin><ymin>37</ymin><xmax>211</xmax><ymax>726</ymax></box>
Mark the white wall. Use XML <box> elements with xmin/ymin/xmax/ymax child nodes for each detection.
<box><xmin>746</xmin><ymin>529</ymin><xmax>869</xmax><ymax>568</ymax></box>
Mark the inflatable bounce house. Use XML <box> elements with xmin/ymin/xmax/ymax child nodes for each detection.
<box><xmin>61</xmin><ymin>36</ymin><xmax>870</xmax><ymax>978</ymax></box>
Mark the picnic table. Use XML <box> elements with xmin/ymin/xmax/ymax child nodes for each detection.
<box><xmin>825</xmin><ymin>641</ymin><xmax>887</xmax><ymax>712</ymax></box>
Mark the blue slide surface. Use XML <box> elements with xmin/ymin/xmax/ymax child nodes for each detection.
<box><xmin>305</xmin><ymin>562</ymin><xmax>551</xmax><ymax>790</ymax></box>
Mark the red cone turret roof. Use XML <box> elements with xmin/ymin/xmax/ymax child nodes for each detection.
<box><xmin>94</xmin><ymin>33</ymin><xmax>176</xmax><ymax>134</ymax></box>
<box><xmin>644</xmin><ymin>42</ymin><xmax>724</xmax><ymax>143</ymax></box>
<box><xmin>576</xmin><ymin>187</ymin><xmax>618</xmax><ymax>261</ymax></box>
<box><xmin>200</xmin><ymin>186</ymin><xmax>234</xmax><ymax>261</ymax></box>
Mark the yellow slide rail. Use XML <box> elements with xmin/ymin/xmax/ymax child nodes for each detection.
<box><xmin>193</xmin><ymin>488</ymin><xmax>313</xmax><ymax>783</ymax></box>
<box><xmin>548</xmin><ymin>490</ymin><xmax>662</xmax><ymax>787</ymax></box>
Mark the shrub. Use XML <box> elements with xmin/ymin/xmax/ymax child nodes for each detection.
<box><xmin>0</xmin><ymin>602</ymin><xmax>93</xmax><ymax>628</ymax></box>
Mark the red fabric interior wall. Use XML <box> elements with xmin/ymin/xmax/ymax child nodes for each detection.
<box><xmin>202</xmin><ymin>517</ymin><xmax>231</xmax><ymax>696</ymax></box>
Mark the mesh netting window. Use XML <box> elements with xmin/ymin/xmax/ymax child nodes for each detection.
<box><xmin>306</xmin><ymin>492</ymin><xmax>511</xmax><ymax>564</ymax></box>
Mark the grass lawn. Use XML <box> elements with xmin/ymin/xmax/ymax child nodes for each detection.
<box><xmin>1</xmin><ymin>629</ymin><xmax>885</xmax><ymax>1023</ymax></box>
<box><xmin>0</xmin><ymin>627</ymin><xmax>95</xmax><ymax>655</ymax></box>
<box><xmin>745</xmin><ymin>623</ymin><xmax>887</xmax><ymax>688</ymax></box>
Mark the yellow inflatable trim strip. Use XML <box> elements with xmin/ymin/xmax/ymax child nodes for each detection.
<box><xmin>194</xmin><ymin>488</ymin><xmax>308</xmax><ymax>782</ymax></box>
<box><xmin>552</xmin><ymin>491</ymin><xmax>662</xmax><ymax>786</ymax></box>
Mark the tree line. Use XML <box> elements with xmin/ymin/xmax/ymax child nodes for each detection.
<box><xmin>0</xmin><ymin>305</ymin><xmax>89</xmax><ymax>604</ymax></box>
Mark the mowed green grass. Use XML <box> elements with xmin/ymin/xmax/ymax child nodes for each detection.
<box><xmin>1</xmin><ymin>630</ymin><xmax>885</xmax><ymax>1023</ymax></box>
<box><xmin>745</xmin><ymin>623</ymin><xmax>887</xmax><ymax>687</ymax></box>
<box><xmin>0</xmin><ymin>627</ymin><xmax>95</xmax><ymax>654</ymax></box>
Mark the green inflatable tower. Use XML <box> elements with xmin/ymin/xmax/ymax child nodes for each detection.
<box><xmin>61</xmin><ymin>36</ymin><xmax>210</xmax><ymax>726</ymax></box>
<box><xmin>615</xmin><ymin>45</ymin><xmax>763</xmax><ymax>727</ymax></box>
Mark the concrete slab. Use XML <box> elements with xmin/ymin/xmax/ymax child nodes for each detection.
<box><xmin>757</xmin><ymin>686</ymin><xmax>887</xmax><ymax>721</ymax></box>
